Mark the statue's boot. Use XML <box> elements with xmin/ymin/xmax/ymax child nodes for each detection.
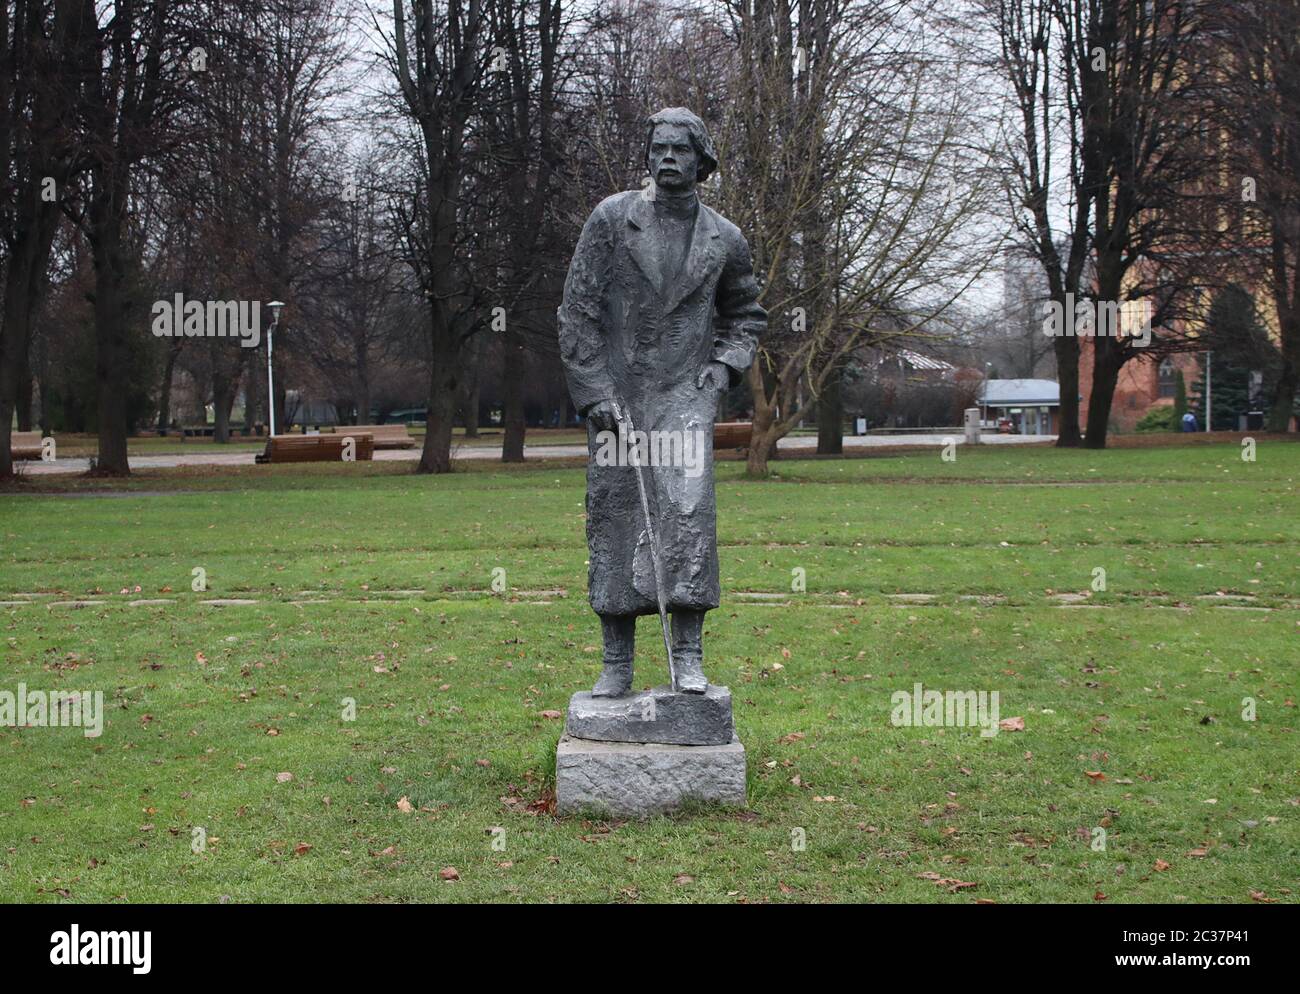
<box><xmin>592</xmin><ymin>614</ymin><xmax>635</xmax><ymax>697</ymax></box>
<box><xmin>671</xmin><ymin>609</ymin><xmax>708</xmax><ymax>693</ymax></box>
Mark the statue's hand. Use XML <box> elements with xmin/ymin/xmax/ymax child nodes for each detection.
<box><xmin>696</xmin><ymin>361</ymin><xmax>730</xmax><ymax>392</ymax></box>
<box><xmin>586</xmin><ymin>399</ymin><xmax>619</xmax><ymax>432</ymax></box>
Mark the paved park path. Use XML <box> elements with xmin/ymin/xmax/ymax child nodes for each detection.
<box><xmin>21</xmin><ymin>431</ymin><xmax>1054</xmax><ymax>476</ymax></box>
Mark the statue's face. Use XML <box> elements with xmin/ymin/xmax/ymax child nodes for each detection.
<box><xmin>648</xmin><ymin>123</ymin><xmax>698</xmax><ymax>193</ymax></box>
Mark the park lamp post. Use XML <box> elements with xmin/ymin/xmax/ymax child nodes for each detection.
<box><xmin>267</xmin><ymin>301</ymin><xmax>285</xmax><ymax>436</ymax></box>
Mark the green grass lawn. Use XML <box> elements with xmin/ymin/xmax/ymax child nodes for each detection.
<box><xmin>1</xmin><ymin>442</ymin><xmax>1297</xmax><ymax>903</ymax></box>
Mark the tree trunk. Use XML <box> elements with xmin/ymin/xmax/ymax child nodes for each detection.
<box><xmin>461</xmin><ymin>377</ymin><xmax>480</xmax><ymax>438</ymax></box>
<box><xmin>157</xmin><ymin>342</ymin><xmax>181</xmax><ymax>433</ymax></box>
<box><xmin>1054</xmin><ymin>334</ymin><xmax>1082</xmax><ymax>447</ymax></box>
<box><xmin>418</xmin><ymin>313</ymin><xmax>458</xmax><ymax>473</ymax></box>
<box><xmin>190</xmin><ymin>369</ymin><xmax>210</xmax><ymax>426</ymax></box>
<box><xmin>0</xmin><ymin>0</ymin><xmax>76</xmax><ymax>477</ymax></box>
<box><xmin>0</xmin><ymin>200</ymin><xmax>60</xmax><ymax>477</ymax></box>
<box><xmin>816</xmin><ymin>363</ymin><xmax>843</xmax><ymax>455</ymax></box>
<box><xmin>16</xmin><ymin>374</ymin><xmax>34</xmax><ymax>432</ymax></box>
<box><xmin>1083</xmin><ymin>338</ymin><xmax>1122</xmax><ymax>449</ymax></box>
<box><xmin>355</xmin><ymin>350</ymin><xmax>371</xmax><ymax>429</ymax></box>
<box><xmin>1266</xmin><ymin>318</ymin><xmax>1297</xmax><ymax>432</ymax></box>
<box><xmin>65</xmin><ymin>391</ymin><xmax>87</xmax><ymax>433</ymax></box>
<box><xmin>38</xmin><ymin>370</ymin><xmax>51</xmax><ymax>436</ymax></box>
<box><xmin>458</xmin><ymin>330</ymin><xmax>481</xmax><ymax>438</ymax></box>
<box><xmin>745</xmin><ymin>359</ymin><xmax>778</xmax><ymax>477</ymax></box>
<box><xmin>241</xmin><ymin>347</ymin><xmax>261</xmax><ymax>433</ymax></box>
<box><xmin>746</xmin><ymin>423</ymin><xmax>777</xmax><ymax>477</ymax></box>
<box><xmin>212</xmin><ymin>368</ymin><xmax>233</xmax><ymax>443</ymax></box>
<box><xmin>744</xmin><ymin>362</ymin><xmax>777</xmax><ymax>476</ymax></box>
<box><xmin>90</xmin><ymin>181</ymin><xmax>131</xmax><ymax>476</ymax></box>
<box><xmin>1082</xmin><ymin>252</ymin><xmax>1130</xmax><ymax>450</ymax></box>
<box><xmin>1266</xmin><ymin>366</ymin><xmax>1296</xmax><ymax>432</ymax></box>
<box><xmin>501</xmin><ymin>326</ymin><xmax>526</xmax><ymax>463</ymax></box>
<box><xmin>0</xmin><ymin>346</ymin><xmax>20</xmax><ymax>479</ymax></box>
<box><xmin>274</xmin><ymin>356</ymin><xmax>288</xmax><ymax>433</ymax></box>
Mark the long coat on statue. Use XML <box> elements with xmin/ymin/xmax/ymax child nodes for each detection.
<box><xmin>558</xmin><ymin>189</ymin><xmax>767</xmax><ymax>617</ymax></box>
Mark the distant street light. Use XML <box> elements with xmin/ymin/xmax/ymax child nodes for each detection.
<box><xmin>267</xmin><ymin>301</ymin><xmax>285</xmax><ymax>436</ymax></box>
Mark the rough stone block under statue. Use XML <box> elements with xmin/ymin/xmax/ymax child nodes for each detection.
<box><xmin>555</xmin><ymin>733</ymin><xmax>746</xmax><ymax>817</ymax></box>
<box><xmin>565</xmin><ymin>684</ymin><xmax>733</xmax><ymax>746</ymax></box>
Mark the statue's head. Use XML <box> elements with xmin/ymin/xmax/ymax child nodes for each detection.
<box><xmin>644</xmin><ymin>107</ymin><xmax>717</xmax><ymax>192</ymax></box>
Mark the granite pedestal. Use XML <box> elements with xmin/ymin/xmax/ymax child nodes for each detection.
<box><xmin>556</xmin><ymin>684</ymin><xmax>747</xmax><ymax>817</ymax></box>
<box><xmin>555</xmin><ymin>733</ymin><xmax>746</xmax><ymax>817</ymax></box>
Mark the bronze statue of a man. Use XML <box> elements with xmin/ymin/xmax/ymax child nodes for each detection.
<box><xmin>558</xmin><ymin>107</ymin><xmax>767</xmax><ymax>697</ymax></box>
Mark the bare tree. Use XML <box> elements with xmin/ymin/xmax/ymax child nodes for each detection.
<box><xmin>481</xmin><ymin>0</ymin><xmax>568</xmax><ymax>462</ymax></box>
<box><xmin>310</xmin><ymin>149</ymin><xmax>405</xmax><ymax>423</ymax></box>
<box><xmin>983</xmin><ymin>0</ymin><xmax>1094</xmax><ymax>445</ymax></box>
<box><xmin>62</xmin><ymin>0</ymin><xmax>207</xmax><ymax>474</ymax></box>
<box><xmin>1209</xmin><ymin>0</ymin><xmax>1300</xmax><ymax>431</ymax></box>
<box><xmin>718</xmin><ymin>0</ymin><xmax>1000</xmax><ymax>476</ymax></box>
<box><xmin>0</xmin><ymin>0</ymin><xmax>86</xmax><ymax>478</ymax></box>
<box><xmin>238</xmin><ymin>0</ymin><xmax>349</xmax><ymax>434</ymax></box>
<box><xmin>383</xmin><ymin>0</ymin><xmax>488</xmax><ymax>473</ymax></box>
<box><xmin>986</xmin><ymin>0</ymin><xmax>1226</xmax><ymax>447</ymax></box>
<box><xmin>1061</xmin><ymin>0</ymin><xmax>1217</xmax><ymax>447</ymax></box>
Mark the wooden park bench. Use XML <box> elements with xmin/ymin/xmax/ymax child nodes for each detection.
<box><xmin>11</xmin><ymin>431</ymin><xmax>45</xmax><ymax>460</ymax></box>
<box><xmin>327</xmin><ymin>423</ymin><xmax>416</xmax><ymax>449</ymax></box>
<box><xmin>255</xmin><ymin>433</ymin><xmax>375</xmax><ymax>464</ymax></box>
<box><xmin>713</xmin><ymin>422</ymin><xmax>753</xmax><ymax>450</ymax></box>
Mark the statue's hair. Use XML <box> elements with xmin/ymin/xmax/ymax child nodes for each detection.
<box><xmin>644</xmin><ymin>107</ymin><xmax>718</xmax><ymax>183</ymax></box>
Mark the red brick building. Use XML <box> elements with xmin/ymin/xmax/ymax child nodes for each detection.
<box><xmin>1077</xmin><ymin>340</ymin><xmax>1200</xmax><ymax>433</ymax></box>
